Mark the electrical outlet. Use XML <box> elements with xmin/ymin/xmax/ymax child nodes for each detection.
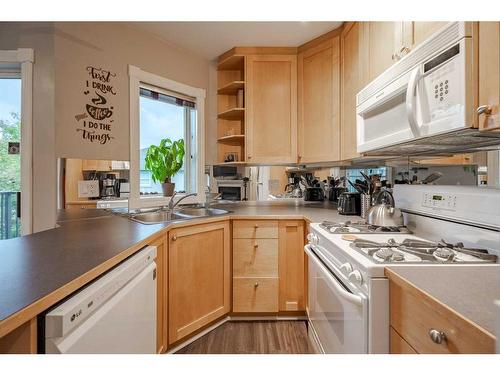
<box><xmin>78</xmin><ymin>180</ymin><xmax>100</xmax><ymax>198</ymax></box>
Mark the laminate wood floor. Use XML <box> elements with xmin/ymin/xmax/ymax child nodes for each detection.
<box><xmin>175</xmin><ymin>321</ymin><xmax>315</xmax><ymax>354</ymax></box>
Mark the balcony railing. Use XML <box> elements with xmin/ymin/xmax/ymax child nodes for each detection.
<box><xmin>0</xmin><ymin>191</ymin><xmax>20</xmax><ymax>240</ymax></box>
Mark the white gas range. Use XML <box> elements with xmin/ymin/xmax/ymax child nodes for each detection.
<box><xmin>305</xmin><ymin>185</ymin><xmax>500</xmax><ymax>354</ymax></box>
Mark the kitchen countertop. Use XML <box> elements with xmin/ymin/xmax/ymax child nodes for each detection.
<box><xmin>0</xmin><ymin>200</ymin><xmax>352</xmax><ymax>334</ymax></box>
<box><xmin>386</xmin><ymin>265</ymin><xmax>500</xmax><ymax>336</ymax></box>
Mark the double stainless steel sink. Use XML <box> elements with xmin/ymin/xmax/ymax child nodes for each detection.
<box><xmin>128</xmin><ymin>206</ymin><xmax>230</xmax><ymax>224</ymax></box>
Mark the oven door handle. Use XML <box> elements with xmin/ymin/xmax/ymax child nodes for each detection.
<box><xmin>406</xmin><ymin>66</ymin><xmax>422</xmax><ymax>138</ymax></box>
<box><xmin>305</xmin><ymin>245</ymin><xmax>364</xmax><ymax>307</ymax></box>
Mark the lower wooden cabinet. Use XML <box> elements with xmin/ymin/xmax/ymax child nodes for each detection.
<box><xmin>387</xmin><ymin>270</ymin><xmax>495</xmax><ymax>354</ymax></box>
<box><xmin>233</xmin><ymin>277</ymin><xmax>279</xmax><ymax>312</ymax></box>
<box><xmin>150</xmin><ymin>233</ymin><xmax>167</xmax><ymax>353</ymax></box>
<box><xmin>232</xmin><ymin>219</ymin><xmax>306</xmax><ymax>314</ymax></box>
<box><xmin>278</xmin><ymin>220</ymin><xmax>306</xmax><ymax>311</ymax></box>
<box><xmin>168</xmin><ymin>221</ymin><xmax>231</xmax><ymax>345</ymax></box>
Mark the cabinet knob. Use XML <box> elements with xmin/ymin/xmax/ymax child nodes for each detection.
<box><xmin>171</xmin><ymin>235</ymin><xmax>177</xmax><ymax>241</ymax></box>
<box><xmin>477</xmin><ymin>105</ymin><xmax>493</xmax><ymax>116</ymax></box>
<box><xmin>254</xmin><ymin>243</ymin><xmax>259</xmax><ymax>249</ymax></box>
<box><xmin>254</xmin><ymin>224</ymin><xmax>259</xmax><ymax>229</ymax></box>
<box><xmin>428</xmin><ymin>329</ymin><xmax>446</xmax><ymax>344</ymax></box>
<box><xmin>254</xmin><ymin>282</ymin><xmax>259</xmax><ymax>288</ymax></box>
<box><xmin>247</xmin><ymin>155</ymin><xmax>252</xmax><ymax>159</ymax></box>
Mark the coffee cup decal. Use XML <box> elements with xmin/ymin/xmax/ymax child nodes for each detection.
<box><xmin>74</xmin><ymin>66</ymin><xmax>117</xmax><ymax>145</ymax></box>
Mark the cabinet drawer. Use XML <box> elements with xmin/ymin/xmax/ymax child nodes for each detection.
<box><xmin>233</xmin><ymin>239</ymin><xmax>278</xmax><ymax>277</ymax></box>
<box><xmin>389</xmin><ymin>277</ymin><xmax>495</xmax><ymax>354</ymax></box>
<box><xmin>233</xmin><ymin>277</ymin><xmax>279</xmax><ymax>313</ymax></box>
<box><xmin>390</xmin><ymin>327</ymin><xmax>417</xmax><ymax>354</ymax></box>
<box><xmin>233</xmin><ymin>220</ymin><xmax>279</xmax><ymax>239</ymax></box>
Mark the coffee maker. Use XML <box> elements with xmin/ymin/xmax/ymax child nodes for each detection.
<box><xmin>100</xmin><ymin>174</ymin><xmax>116</xmax><ymax>199</ymax></box>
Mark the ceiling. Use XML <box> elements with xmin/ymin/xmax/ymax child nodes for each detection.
<box><xmin>132</xmin><ymin>22</ymin><xmax>343</xmax><ymax>60</ymax></box>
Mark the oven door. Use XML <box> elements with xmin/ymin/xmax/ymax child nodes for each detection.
<box><xmin>305</xmin><ymin>244</ymin><xmax>368</xmax><ymax>354</ymax></box>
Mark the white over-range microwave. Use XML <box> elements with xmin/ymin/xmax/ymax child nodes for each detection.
<box><xmin>356</xmin><ymin>22</ymin><xmax>500</xmax><ymax>156</ymax></box>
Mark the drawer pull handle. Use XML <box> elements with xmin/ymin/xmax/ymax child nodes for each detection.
<box><xmin>254</xmin><ymin>282</ymin><xmax>259</xmax><ymax>288</ymax></box>
<box><xmin>428</xmin><ymin>329</ymin><xmax>446</xmax><ymax>344</ymax></box>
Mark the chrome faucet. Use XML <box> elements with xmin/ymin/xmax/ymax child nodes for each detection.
<box><xmin>165</xmin><ymin>191</ymin><xmax>197</xmax><ymax>211</ymax></box>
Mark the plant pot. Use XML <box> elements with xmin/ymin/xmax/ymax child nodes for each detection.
<box><xmin>161</xmin><ymin>182</ymin><xmax>175</xmax><ymax>197</ymax></box>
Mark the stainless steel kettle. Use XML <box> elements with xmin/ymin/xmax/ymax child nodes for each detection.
<box><xmin>366</xmin><ymin>189</ymin><xmax>404</xmax><ymax>227</ymax></box>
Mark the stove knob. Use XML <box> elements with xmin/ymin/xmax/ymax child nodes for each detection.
<box><xmin>307</xmin><ymin>233</ymin><xmax>319</xmax><ymax>246</ymax></box>
<box><xmin>348</xmin><ymin>270</ymin><xmax>363</xmax><ymax>285</ymax></box>
<box><xmin>340</xmin><ymin>262</ymin><xmax>353</xmax><ymax>274</ymax></box>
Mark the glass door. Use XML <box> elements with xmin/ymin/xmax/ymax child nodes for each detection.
<box><xmin>0</xmin><ymin>76</ymin><xmax>22</xmax><ymax>239</ymax></box>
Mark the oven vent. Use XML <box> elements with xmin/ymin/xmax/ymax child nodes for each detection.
<box><xmin>357</xmin><ymin>22</ymin><xmax>466</xmax><ymax>106</ymax></box>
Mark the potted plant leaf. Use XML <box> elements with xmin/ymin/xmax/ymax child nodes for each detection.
<box><xmin>144</xmin><ymin>138</ymin><xmax>185</xmax><ymax>196</ymax></box>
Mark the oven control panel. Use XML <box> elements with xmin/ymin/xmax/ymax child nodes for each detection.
<box><xmin>421</xmin><ymin>192</ymin><xmax>457</xmax><ymax>211</ymax></box>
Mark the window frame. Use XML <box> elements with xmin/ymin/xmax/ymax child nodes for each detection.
<box><xmin>128</xmin><ymin>65</ymin><xmax>205</xmax><ymax>210</ymax></box>
<box><xmin>0</xmin><ymin>48</ymin><xmax>33</xmax><ymax>235</ymax></box>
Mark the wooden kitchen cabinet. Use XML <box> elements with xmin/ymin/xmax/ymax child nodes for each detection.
<box><xmin>245</xmin><ymin>54</ymin><xmax>297</xmax><ymax>164</ymax></box>
<box><xmin>150</xmin><ymin>233</ymin><xmax>167</xmax><ymax>353</ymax></box>
<box><xmin>278</xmin><ymin>220</ymin><xmax>306</xmax><ymax>312</ymax></box>
<box><xmin>81</xmin><ymin>159</ymin><xmax>112</xmax><ymax>171</ymax></box>
<box><xmin>479</xmin><ymin>22</ymin><xmax>500</xmax><ymax>131</ymax></box>
<box><xmin>341</xmin><ymin>22</ymin><xmax>365</xmax><ymax>160</ymax></box>
<box><xmin>232</xmin><ymin>219</ymin><xmax>279</xmax><ymax>313</ymax></box>
<box><xmin>364</xmin><ymin>22</ymin><xmax>399</xmax><ymax>81</ymax></box>
<box><xmin>297</xmin><ymin>34</ymin><xmax>341</xmax><ymax>163</ymax></box>
<box><xmin>168</xmin><ymin>221</ymin><xmax>230</xmax><ymax>345</ymax></box>
<box><xmin>411</xmin><ymin>22</ymin><xmax>449</xmax><ymax>48</ymax></box>
<box><xmin>387</xmin><ymin>269</ymin><xmax>495</xmax><ymax>354</ymax></box>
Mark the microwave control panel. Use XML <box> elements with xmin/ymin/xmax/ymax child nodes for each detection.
<box><xmin>421</xmin><ymin>192</ymin><xmax>457</xmax><ymax>211</ymax></box>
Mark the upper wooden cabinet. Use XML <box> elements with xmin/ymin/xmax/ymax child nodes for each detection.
<box><xmin>411</xmin><ymin>22</ymin><xmax>449</xmax><ymax>48</ymax></box>
<box><xmin>479</xmin><ymin>22</ymin><xmax>500</xmax><ymax>131</ymax></box>
<box><xmin>81</xmin><ymin>159</ymin><xmax>112</xmax><ymax>171</ymax></box>
<box><xmin>245</xmin><ymin>54</ymin><xmax>298</xmax><ymax>164</ymax></box>
<box><xmin>364</xmin><ymin>22</ymin><xmax>399</xmax><ymax>82</ymax></box>
<box><xmin>168</xmin><ymin>221</ymin><xmax>230</xmax><ymax>345</ymax></box>
<box><xmin>298</xmin><ymin>34</ymin><xmax>341</xmax><ymax>163</ymax></box>
<box><xmin>341</xmin><ymin>22</ymin><xmax>366</xmax><ymax>160</ymax></box>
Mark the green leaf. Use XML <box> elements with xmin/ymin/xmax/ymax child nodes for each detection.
<box><xmin>144</xmin><ymin>137</ymin><xmax>185</xmax><ymax>183</ymax></box>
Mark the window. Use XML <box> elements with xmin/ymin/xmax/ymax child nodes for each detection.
<box><xmin>129</xmin><ymin>65</ymin><xmax>205</xmax><ymax>209</ymax></box>
<box><xmin>139</xmin><ymin>86</ymin><xmax>197</xmax><ymax>195</ymax></box>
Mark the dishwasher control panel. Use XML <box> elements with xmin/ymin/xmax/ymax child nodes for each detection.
<box><xmin>44</xmin><ymin>245</ymin><xmax>157</xmax><ymax>338</ymax></box>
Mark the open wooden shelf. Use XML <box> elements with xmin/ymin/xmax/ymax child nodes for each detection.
<box><xmin>218</xmin><ymin>55</ymin><xmax>245</xmax><ymax>71</ymax></box>
<box><xmin>217</xmin><ymin>108</ymin><xmax>245</xmax><ymax>120</ymax></box>
<box><xmin>217</xmin><ymin>135</ymin><xmax>245</xmax><ymax>144</ymax></box>
<box><xmin>217</xmin><ymin>81</ymin><xmax>245</xmax><ymax>95</ymax></box>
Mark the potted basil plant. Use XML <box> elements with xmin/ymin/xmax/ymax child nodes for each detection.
<box><xmin>144</xmin><ymin>138</ymin><xmax>185</xmax><ymax>196</ymax></box>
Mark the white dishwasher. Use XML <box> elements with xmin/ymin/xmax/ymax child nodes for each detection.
<box><xmin>42</xmin><ymin>245</ymin><xmax>157</xmax><ymax>354</ymax></box>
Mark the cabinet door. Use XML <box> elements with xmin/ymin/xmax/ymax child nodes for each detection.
<box><xmin>298</xmin><ymin>37</ymin><xmax>341</xmax><ymax>163</ymax></box>
<box><xmin>341</xmin><ymin>22</ymin><xmax>365</xmax><ymax>160</ymax></box>
<box><xmin>246</xmin><ymin>55</ymin><xmax>297</xmax><ymax>163</ymax></box>
<box><xmin>168</xmin><ymin>221</ymin><xmax>230</xmax><ymax>344</ymax></box>
<box><xmin>479</xmin><ymin>22</ymin><xmax>500</xmax><ymax>131</ymax></box>
<box><xmin>412</xmin><ymin>22</ymin><xmax>448</xmax><ymax>48</ymax></box>
<box><xmin>150</xmin><ymin>234</ymin><xmax>167</xmax><ymax>353</ymax></box>
<box><xmin>366</xmin><ymin>22</ymin><xmax>399</xmax><ymax>81</ymax></box>
<box><xmin>278</xmin><ymin>220</ymin><xmax>306</xmax><ymax>311</ymax></box>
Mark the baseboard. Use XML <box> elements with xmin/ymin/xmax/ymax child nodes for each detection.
<box><xmin>229</xmin><ymin>315</ymin><xmax>307</xmax><ymax>321</ymax></box>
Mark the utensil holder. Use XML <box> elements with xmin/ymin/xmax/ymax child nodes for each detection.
<box><xmin>361</xmin><ymin>194</ymin><xmax>372</xmax><ymax>219</ymax></box>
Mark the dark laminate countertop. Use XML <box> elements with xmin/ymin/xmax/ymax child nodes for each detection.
<box><xmin>386</xmin><ymin>265</ymin><xmax>500</xmax><ymax>336</ymax></box>
<box><xmin>1</xmin><ymin>201</ymin><xmax>351</xmax><ymax>329</ymax></box>
<box><xmin>0</xmin><ymin>215</ymin><xmax>165</xmax><ymax>322</ymax></box>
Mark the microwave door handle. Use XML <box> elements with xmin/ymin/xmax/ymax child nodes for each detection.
<box><xmin>304</xmin><ymin>245</ymin><xmax>364</xmax><ymax>307</ymax></box>
<box><xmin>406</xmin><ymin>66</ymin><xmax>422</xmax><ymax>137</ymax></box>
